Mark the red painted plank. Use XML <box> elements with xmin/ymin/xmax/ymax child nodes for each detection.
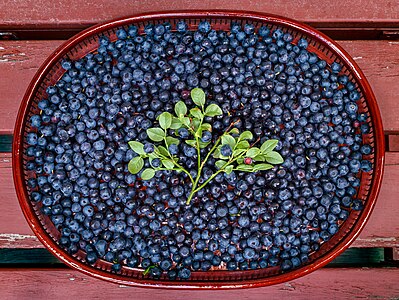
<box><xmin>0</xmin><ymin>268</ymin><xmax>398</xmax><ymax>298</ymax></box>
<box><xmin>389</xmin><ymin>135</ymin><xmax>399</xmax><ymax>151</ymax></box>
<box><xmin>0</xmin><ymin>153</ymin><xmax>398</xmax><ymax>248</ymax></box>
<box><xmin>0</xmin><ymin>40</ymin><xmax>399</xmax><ymax>134</ymax></box>
<box><xmin>0</xmin><ymin>0</ymin><xmax>399</xmax><ymax>29</ymax></box>
<box><xmin>340</xmin><ymin>41</ymin><xmax>399</xmax><ymax>134</ymax></box>
<box><xmin>0</xmin><ymin>41</ymin><xmax>63</xmax><ymax>134</ymax></box>
<box><xmin>386</xmin><ymin>152</ymin><xmax>399</xmax><ymax>165</ymax></box>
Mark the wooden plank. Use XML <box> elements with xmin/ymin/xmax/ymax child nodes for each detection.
<box><xmin>0</xmin><ymin>268</ymin><xmax>398</xmax><ymax>298</ymax></box>
<box><xmin>340</xmin><ymin>41</ymin><xmax>399</xmax><ymax>134</ymax></box>
<box><xmin>0</xmin><ymin>40</ymin><xmax>63</xmax><ymax>135</ymax></box>
<box><xmin>0</xmin><ymin>0</ymin><xmax>399</xmax><ymax>29</ymax></box>
<box><xmin>0</xmin><ymin>152</ymin><xmax>398</xmax><ymax>249</ymax></box>
<box><xmin>386</xmin><ymin>151</ymin><xmax>399</xmax><ymax>165</ymax></box>
<box><xmin>393</xmin><ymin>248</ymin><xmax>399</xmax><ymax>260</ymax></box>
<box><xmin>1</xmin><ymin>40</ymin><xmax>399</xmax><ymax>134</ymax></box>
<box><xmin>389</xmin><ymin>135</ymin><xmax>399</xmax><ymax>151</ymax></box>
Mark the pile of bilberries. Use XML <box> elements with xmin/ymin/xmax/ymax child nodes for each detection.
<box><xmin>25</xmin><ymin>20</ymin><xmax>373</xmax><ymax>280</ymax></box>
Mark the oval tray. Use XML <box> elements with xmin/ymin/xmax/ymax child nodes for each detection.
<box><xmin>13</xmin><ymin>11</ymin><xmax>385</xmax><ymax>289</ymax></box>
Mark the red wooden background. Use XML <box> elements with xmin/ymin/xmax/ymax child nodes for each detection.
<box><xmin>0</xmin><ymin>1</ymin><xmax>398</xmax><ymax>298</ymax></box>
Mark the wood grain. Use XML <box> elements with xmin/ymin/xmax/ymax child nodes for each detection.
<box><xmin>0</xmin><ymin>152</ymin><xmax>398</xmax><ymax>249</ymax></box>
<box><xmin>0</xmin><ymin>268</ymin><xmax>398</xmax><ymax>299</ymax></box>
<box><xmin>0</xmin><ymin>40</ymin><xmax>398</xmax><ymax>134</ymax></box>
<box><xmin>0</xmin><ymin>0</ymin><xmax>398</xmax><ymax>29</ymax></box>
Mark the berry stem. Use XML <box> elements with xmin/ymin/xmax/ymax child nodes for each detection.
<box><xmin>194</xmin><ymin>114</ymin><xmax>204</xmax><ymax>172</ymax></box>
<box><xmin>156</xmin><ymin>150</ymin><xmax>195</xmax><ymax>184</ymax></box>
<box><xmin>185</xmin><ymin>164</ymin><xmax>205</xmax><ymax>204</ymax></box>
<box><xmin>185</xmin><ymin>121</ymin><xmax>241</xmax><ymax>205</ymax></box>
<box><xmin>200</xmin><ymin>135</ymin><xmax>221</xmax><ymax>169</ymax></box>
<box><xmin>200</xmin><ymin>120</ymin><xmax>238</xmax><ymax>169</ymax></box>
<box><xmin>192</xmin><ymin>155</ymin><xmax>241</xmax><ymax>195</ymax></box>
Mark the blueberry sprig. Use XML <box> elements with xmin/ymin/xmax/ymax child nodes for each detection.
<box><xmin>128</xmin><ymin>88</ymin><xmax>284</xmax><ymax>205</ymax></box>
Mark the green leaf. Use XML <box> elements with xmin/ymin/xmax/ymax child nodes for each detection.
<box><xmin>253</xmin><ymin>154</ymin><xmax>266</xmax><ymax>162</ymax></box>
<box><xmin>165</xmin><ymin>136</ymin><xmax>179</xmax><ymax>146</ymax></box>
<box><xmin>180</xmin><ymin>117</ymin><xmax>191</xmax><ymax>127</ymax></box>
<box><xmin>185</xmin><ymin>140</ymin><xmax>196</xmax><ymax>147</ymax></box>
<box><xmin>148</xmin><ymin>152</ymin><xmax>158</xmax><ymax>159</ymax></box>
<box><xmin>221</xmin><ymin>134</ymin><xmax>236</xmax><ymax>148</ymax></box>
<box><xmin>213</xmin><ymin>148</ymin><xmax>221</xmax><ymax>158</ymax></box>
<box><xmin>156</xmin><ymin>146</ymin><xmax>169</xmax><ymax>157</ymax></box>
<box><xmin>191</xmin><ymin>88</ymin><xmax>206</xmax><ymax>107</ymax></box>
<box><xmin>175</xmin><ymin>101</ymin><xmax>187</xmax><ymax>117</ymax></box>
<box><xmin>237</xmin><ymin>157</ymin><xmax>244</xmax><ymax>164</ymax></box>
<box><xmin>224</xmin><ymin>165</ymin><xmax>234</xmax><ymax>174</ymax></box>
<box><xmin>261</xmin><ymin>139</ymin><xmax>279</xmax><ymax>154</ymax></box>
<box><xmin>239</xmin><ymin>131</ymin><xmax>253</xmax><ymax>141</ymax></box>
<box><xmin>195</xmin><ymin>126</ymin><xmax>203</xmax><ymax>139</ymax></box>
<box><xmin>128</xmin><ymin>157</ymin><xmax>144</xmax><ymax>174</ymax></box>
<box><xmin>236</xmin><ymin>141</ymin><xmax>250</xmax><ymax>149</ymax></box>
<box><xmin>158</xmin><ymin>112</ymin><xmax>173</xmax><ymax>130</ymax></box>
<box><xmin>161</xmin><ymin>159</ymin><xmax>175</xmax><ymax>169</ymax></box>
<box><xmin>141</xmin><ymin>168</ymin><xmax>155</xmax><ymax>180</ymax></box>
<box><xmin>199</xmin><ymin>141</ymin><xmax>210</xmax><ymax>149</ymax></box>
<box><xmin>265</xmin><ymin>151</ymin><xmax>284</xmax><ymax>164</ymax></box>
<box><xmin>253</xmin><ymin>163</ymin><xmax>274</xmax><ymax>171</ymax></box>
<box><xmin>192</xmin><ymin>118</ymin><xmax>201</xmax><ymax>132</ymax></box>
<box><xmin>235</xmin><ymin>164</ymin><xmax>254</xmax><ymax>172</ymax></box>
<box><xmin>201</xmin><ymin>123</ymin><xmax>212</xmax><ymax>131</ymax></box>
<box><xmin>190</xmin><ymin>108</ymin><xmax>203</xmax><ymax>120</ymax></box>
<box><xmin>170</xmin><ymin>117</ymin><xmax>183</xmax><ymax>130</ymax></box>
<box><xmin>128</xmin><ymin>141</ymin><xmax>145</xmax><ymax>155</ymax></box>
<box><xmin>233</xmin><ymin>149</ymin><xmax>246</xmax><ymax>157</ymax></box>
<box><xmin>146</xmin><ymin>128</ymin><xmax>165</xmax><ymax>142</ymax></box>
<box><xmin>246</xmin><ymin>147</ymin><xmax>260</xmax><ymax>158</ymax></box>
<box><xmin>205</xmin><ymin>104</ymin><xmax>222</xmax><ymax>117</ymax></box>
<box><xmin>229</xmin><ymin>128</ymin><xmax>239</xmax><ymax>135</ymax></box>
<box><xmin>215</xmin><ymin>160</ymin><xmax>226</xmax><ymax>169</ymax></box>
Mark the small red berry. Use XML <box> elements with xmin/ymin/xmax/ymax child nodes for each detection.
<box><xmin>244</xmin><ymin>157</ymin><xmax>253</xmax><ymax>165</ymax></box>
<box><xmin>181</xmin><ymin>90</ymin><xmax>190</xmax><ymax>99</ymax></box>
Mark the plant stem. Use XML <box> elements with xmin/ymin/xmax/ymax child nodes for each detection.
<box><xmin>200</xmin><ymin>135</ymin><xmax>222</xmax><ymax>169</ymax></box>
<box><xmin>192</xmin><ymin>158</ymin><xmax>237</xmax><ymax>194</ymax></box>
<box><xmin>185</xmin><ymin>121</ymin><xmax>242</xmax><ymax>205</ymax></box>
<box><xmin>186</xmin><ymin>133</ymin><xmax>222</xmax><ymax>205</ymax></box>
<box><xmin>200</xmin><ymin>120</ymin><xmax>239</xmax><ymax>169</ymax></box>
<box><xmin>191</xmin><ymin>169</ymin><xmax>225</xmax><ymax>197</ymax></box>
<box><xmin>156</xmin><ymin>150</ymin><xmax>194</xmax><ymax>184</ymax></box>
<box><xmin>186</xmin><ymin>155</ymin><xmax>243</xmax><ymax>205</ymax></box>
<box><xmin>194</xmin><ymin>116</ymin><xmax>204</xmax><ymax>171</ymax></box>
<box><xmin>170</xmin><ymin>160</ymin><xmax>194</xmax><ymax>184</ymax></box>
<box><xmin>186</xmin><ymin>173</ymin><xmax>202</xmax><ymax>205</ymax></box>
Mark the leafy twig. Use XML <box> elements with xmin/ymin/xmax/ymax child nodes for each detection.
<box><xmin>127</xmin><ymin>88</ymin><xmax>284</xmax><ymax>205</ymax></box>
